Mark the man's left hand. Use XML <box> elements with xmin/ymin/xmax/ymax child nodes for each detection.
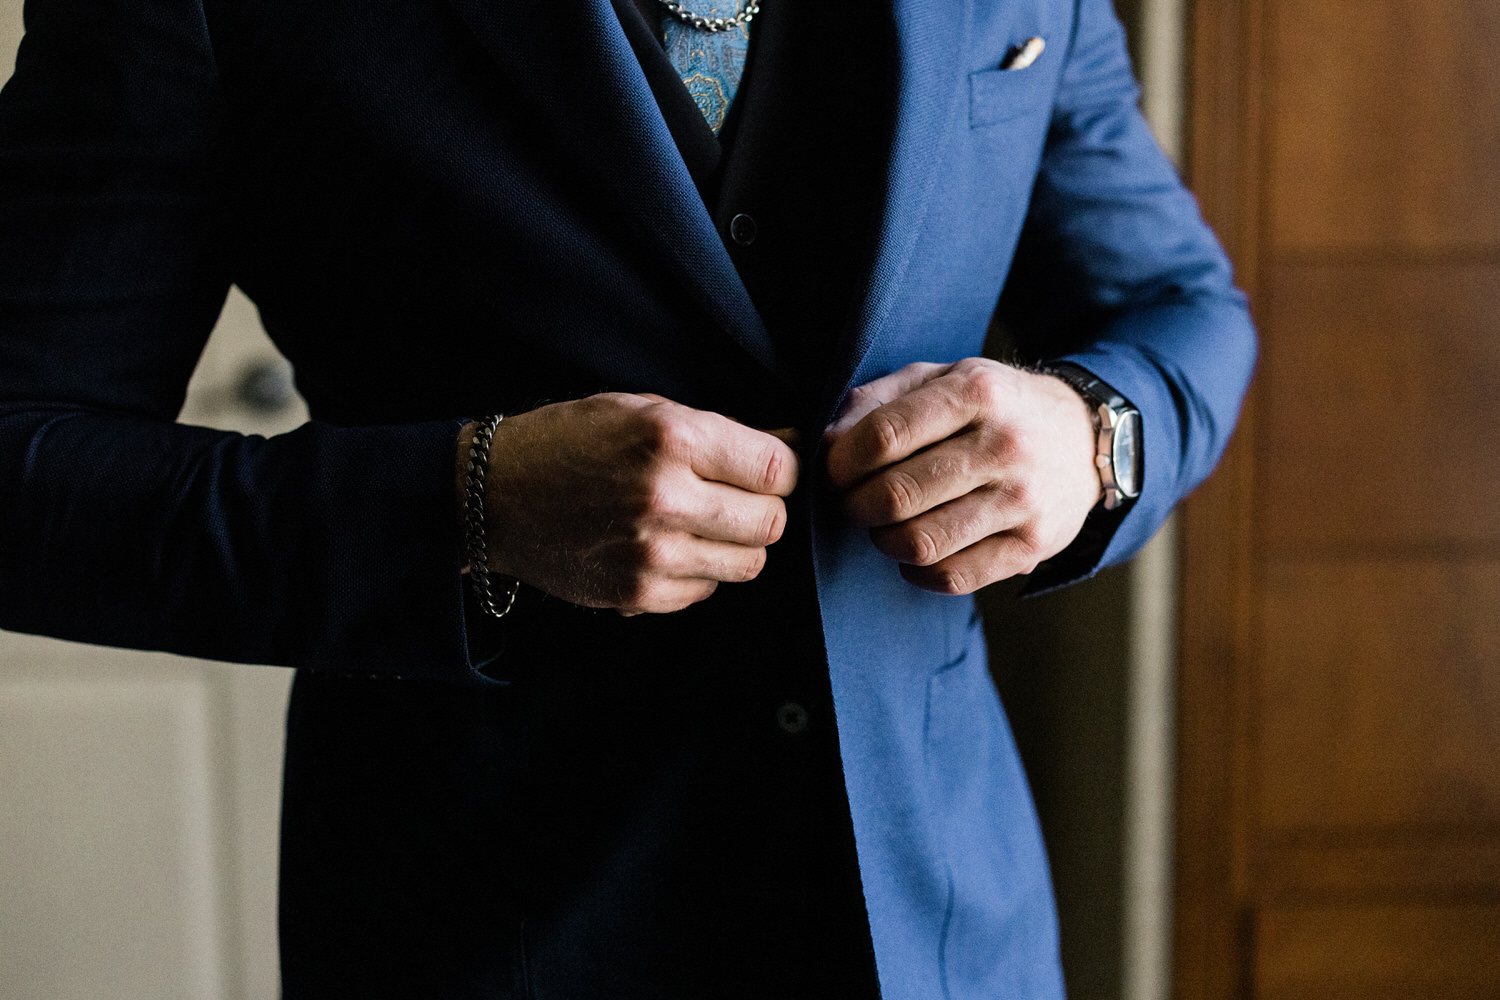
<box><xmin>824</xmin><ymin>359</ymin><xmax>1102</xmax><ymax>594</ymax></box>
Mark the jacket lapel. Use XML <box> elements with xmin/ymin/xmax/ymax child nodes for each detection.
<box><xmin>823</xmin><ymin>0</ymin><xmax>969</xmax><ymax>411</ymax></box>
<box><xmin>441</xmin><ymin>0</ymin><xmax>786</xmax><ymax>377</ymax></box>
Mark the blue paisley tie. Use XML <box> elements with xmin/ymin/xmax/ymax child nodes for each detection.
<box><xmin>661</xmin><ymin>4</ymin><xmax>752</xmax><ymax>134</ymax></box>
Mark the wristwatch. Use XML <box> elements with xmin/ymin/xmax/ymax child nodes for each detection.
<box><xmin>1049</xmin><ymin>363</ymin><xmax>1142</xmax><ymax>512</ymax></box>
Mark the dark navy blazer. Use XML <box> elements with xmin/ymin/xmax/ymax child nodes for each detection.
<box><xmin>0</xmin><ymin>0</ymin><xmax>1255</xmax><ymax>995</ymax></box>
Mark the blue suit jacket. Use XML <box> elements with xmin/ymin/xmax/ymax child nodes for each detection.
<box><xmin>0</xmin><ymin>0</ymin><xmax>1255</xmax><ymax>995</ymax></box>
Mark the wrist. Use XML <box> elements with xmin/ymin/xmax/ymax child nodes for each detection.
<box><xmin>1033</xmin><ymin>369</ymin><xmax>1106</xmax><ymax>510</ymax></box>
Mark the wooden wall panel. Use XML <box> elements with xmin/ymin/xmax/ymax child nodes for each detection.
<box><xmin>1253</xmin><ymin>837</ymin><xmax>1500</xmax><ymax>901</ymax></box>
<box><xmin>1259</xmin><ymin>263</ymin><xmax>1500</xmax><ymax>551</ymax></box>
<box><xmin>1257</xmin><ymin>559</ymin><xmax>1500</xmax><ymax>832</ymax></box>
<box><xmin>1268</xmin><ymin>0</ymin><xmax>1500</xmax><ymax>253</ymax></box>
<box><xmin>1178</xmin><ymin>0</ymin><xmax>1500</xmax><ymax>996</ymax></box>
<box><xmin>1174</xmin><ymin>0</ymin><xmax>1266</xmax><ymax>994</ymax></box>
<box><xmin>1256</xmin><ymin>904</ymin><xmax>1500</xmax><ymax>1000</ymax></box>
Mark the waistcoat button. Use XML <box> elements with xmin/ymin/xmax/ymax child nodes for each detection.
<box><xmin>776</xmin><ymin>701</ymin><xmax>809</xmax><ymax>734</ymax></box>
<box><xmin>729</xmin><ymin>213</ymin><xmax>758</xmax><ymax>246</ymax></box>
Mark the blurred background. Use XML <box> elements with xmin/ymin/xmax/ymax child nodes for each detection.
<box><xmin>0</xmin><ymin>6</ymin><xmax>305</xmax><ymax>996</ymax></box>
<box><xmin>2</xmin><ymin>0</ymin><xmax>1497</xmax><ymax>998</ymax></box>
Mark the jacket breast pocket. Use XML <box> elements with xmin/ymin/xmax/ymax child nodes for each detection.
<box><xmin>969</xmin><ymin>65</ymin><xmax>1056</xmax><ymax>128</ymax></box>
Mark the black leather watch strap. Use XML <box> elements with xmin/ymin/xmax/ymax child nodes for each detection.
<box><xmin>1047</xmin><ymin>362</ymin><xmax>1133</xmax><ymax>416</ymax></box>
<box><xmin>1046</xmin><ymin>362</ymin><xmax>1142</xmax><ymax>510</ymax></box>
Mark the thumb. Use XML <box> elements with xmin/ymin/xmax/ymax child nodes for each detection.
<box><xmin>823</xmin><ymin>362</ymin><xmax>951</xmax><ymax>440</ymax></box>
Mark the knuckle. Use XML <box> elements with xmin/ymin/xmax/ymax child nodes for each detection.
<box><xmin>1005</xmin><ymin>526</ymin><xmax>1046</xmax><ymax>577</ymax></box>
<box><xmin>933</xmin><ymin>563</ymin><xmax>975</xmax><ymax>596</ymax></box>
<box><xmin>980</xmin><ymin>423</ymin><xmax>1026</xmax><ymax>468</ymax></box>
<box><xmin>905</xmin><ymin>525</ymin><xmax>944</xmax><ymax>566</ymax></box>
<box><xmin>1005</xmin><ymin>422</ymin><xmax>1040</xmax><ymax>463</ymax></box>
<box><xmin>633</xmin><ymin>580</ymin><xmax>676</xmax><ymax>614</ymax></box>
<box><xmin>1013</xmin><ymin>522</ymin><xmax>1044</xmax><ymax>556</ymax></box>
<box><xmin>638</xmin><ymin>473</ymin><xmax>693</xmax><ymax>524</ymax></box>
<box><xmin>759</xmin><ymin>443</ymin><xmax>792</xmax><ymax>495</ymax></box>
<box><xmin>759</xmin><ymin>500</ymin><xmax>787</xmax><ymax>546</ymax></box>
<box><xmin>738</xmin><ymin>547</ymin><xmax>768</xmax><ymax>583</ymax></box>
<box><xmin>871</xmin><ymin>409</ymin><xmax>912</xmax><ymax>460</ymax></box>
<box><xmin>1002</xmin><ymin>475</ymin><xmax>1034</xmax><ymax>510</ymax></box>
<box><xmin>880</xmin><ymin>469</ymin><xmax>923</xmax><ymax>519</ymax></box>
<box><xmin>630</xmin><ymin>482</ymin><xmax>672</xmax><ymax>523</ymax></box>
<box><xmin>622</xmin><ymin>576</ymin><xmax>663</xmax><ymax>610</ymax></box>
<box><xmin>630</xmin><ymin>533</ymin><xmax>675</xmax><ymax>573</ymax></box>
<box><xmin>963</xmin><ymin>367</ymin><xmax>1007</xmax><ymax>412</ymax></box>
<box><xmin>638</xmin><ymin>406</ymin><xmax>694</xmax><ymax>459</ymax></box>
<box><xmin>617</xmin><ymin>576</ymin><xmax>652</xmax><ymax>611</ymax></box>
<box><xmin>631</xmin><ymin>404</ymin><xmax>670</xmax><ymax>444</ymax></box>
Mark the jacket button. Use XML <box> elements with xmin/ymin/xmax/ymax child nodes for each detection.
<box><xmin>776</xmin><ymin>702</ymin><xmax>809</xmax><ymax>734</ymax></box>
<box><xmin>728</xmin><ymin>213</ymin><xmax>758</xmax><ymax>246</ymax></box>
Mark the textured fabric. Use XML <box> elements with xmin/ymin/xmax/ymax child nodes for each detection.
<box><xmin>0</xmin><ymin>0</ymin><xmax>1256</xmax><ymax>995</ymax></box>
<box><xmin>614</xmin><ymin>0</ymin><xmax>725</xmax><ymax>200</ymax></box>
<box><xmin>661</xmin><ymin>3</ymin><xmax>752</xmax><ymax>133</ymax></box>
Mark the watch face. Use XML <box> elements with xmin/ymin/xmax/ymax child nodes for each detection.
<box><xmin>1113</xmin><ymin>410</ymin><xmax>1142</xmax><ymax>498</ymax></box>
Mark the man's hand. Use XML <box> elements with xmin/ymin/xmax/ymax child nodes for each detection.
<box><xmin>460</xmin><ymin>393</ymin><xmax>799</xmax><ymax>615</ymax></box>
<box><xmin>824</xmin><ymin>359</ymin><xmax>1101</xmax><ymax>594</ymax></box>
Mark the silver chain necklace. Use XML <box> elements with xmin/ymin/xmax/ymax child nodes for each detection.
<box><xmin>655</xmin><ymin>0</ymin><xmax>761</xmax><ymax>32</ymax></box>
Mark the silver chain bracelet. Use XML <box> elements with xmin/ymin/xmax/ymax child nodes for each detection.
<box><xmin>463</xmin><ymin>414</ymin><xmax>520</xmax><ymax>619</ymax></box>
<box><xmin>655</xmin><ymin>0</ymin><xmax>760</xmax><ymax>33</ymax></box>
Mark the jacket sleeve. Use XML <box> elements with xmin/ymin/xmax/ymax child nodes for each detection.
<box><xmin>0</xmin><ymin>0</ymin><xmax>490</xmax><ymax>681</ymax></box>
<box><xmin>998</xmin><ymin>0</ymin><xmax>1258</xmax><ymax>589</ymax></box>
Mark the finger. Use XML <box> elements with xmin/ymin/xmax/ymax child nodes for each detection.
<box><xmin>898</xmin><ymin>530</ymin><xmax>1048</xmax><ymax>596</ymax></box>
<box><xmin>823</xmin><ymin>362</ymin><xmax>949</xmax><ymax>440</ymax></box>
<box><xmin>666</xmin><ymin>481</ymin><xmax>788</xmax><ymax>548</ymax></box>
<box><xmin>684</xmin><ymin>410</ymin><xmax>801</xmax><ymax>497</ymax></box>
<box><xmin>611</xmin><ymin>534</ymin><xmax>767</xmax><ymax>612</ymax></box>
<box><xmin>627</xmin><ymin>531</ymin><xmax>771</xmax><ymax>586</ymax></box>
<box><xmin>840</xmin><ymin>432</ymin><xmax>995</xmax><ymax>526</ymax></box>
<box><xmin>826</xmin><ymin>370</ymin><xmax>986</xmax><ymax>489</ymax></box>
<box><xmin>866</xmin><ymin>483</ymin><xmax>1020</xmax><ymax>565</ymax></box>
<box><xmin>617</xmin><ymin>577</ymin><xmax>720</xmax><ymax>616</ymax></box>
<box><xmin>604</xmin><ymin>532</ymin><xmax>770</xmax><ymax>612</ymax></box>
<box><xmin>675</xmin><ymin>536</ymin><xmax>771</xmax><ymax>585</ymax></box>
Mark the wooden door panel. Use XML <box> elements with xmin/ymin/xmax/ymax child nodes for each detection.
<box><xmin>1259</xmin><ymin>262</ymin><xmax>1500</xmax><ymax>551</ymax></box>
<box><xmin>1253</xmin><ymin>836</ymin><xmax>1500</xmax><ymax>900</ymax></box>
<box><xmin>1267</xmin><ymin>0</ymin><xmax>1500</xmax><ymax>253</ymax></box>
<box><xmin>1257</xmin><ymin>559</ymin><xmax>1500</xmax><ymax>832</ymax></box>
<box><xmin>1256</xmin><ymin>904</ymin><xmax>1500</xmax><ymax>1000</ymax></box>
<box><xmin>1178</xmin><ymin>0</ymin><xmax>1500</xmax><ymax>995</ymax></box>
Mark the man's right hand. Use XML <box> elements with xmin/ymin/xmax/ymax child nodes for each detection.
<box><xmin>460</xmin><ymin>393</ymin><xmax>800</xmax><ymax>615</ymax></box>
